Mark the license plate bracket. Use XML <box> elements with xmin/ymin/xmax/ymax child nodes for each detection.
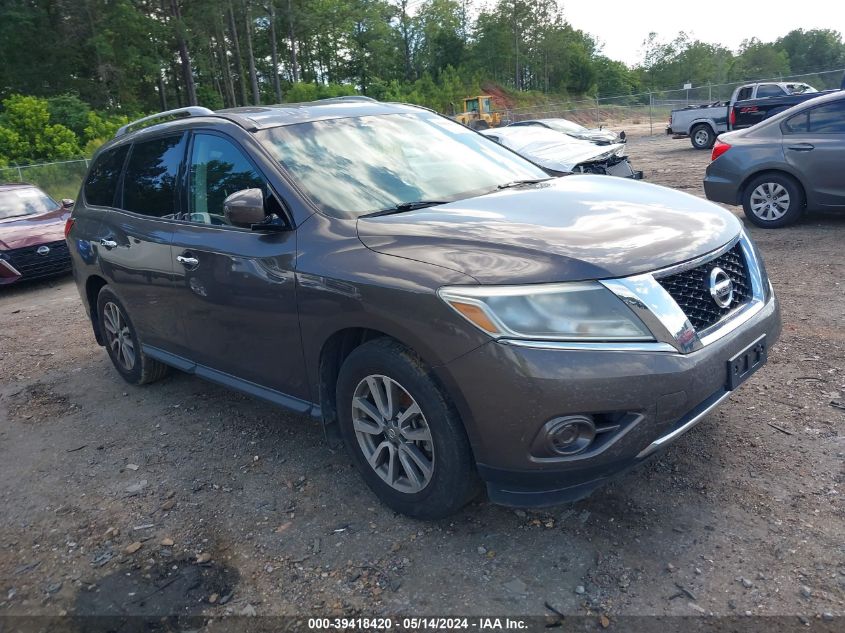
<box><xmin>726</xmin><ymin>335</ymin><xmax>767</xmax><ymax>390</ymax></box>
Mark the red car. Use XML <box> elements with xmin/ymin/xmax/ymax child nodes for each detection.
<box><xmin>0</xmin><ymin>183</ymin><xmax>73</xmax><ymax>285</ymax></box>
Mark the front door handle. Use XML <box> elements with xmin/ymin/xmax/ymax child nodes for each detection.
<box><xmin>787</xmin><ymin>143</ymin><xmax>814</xmax><ymax>151</ymax></box>
<box><xmin>99</xmin><ymin>239</ymin><xmax>117</xmax><ymax>249</ymax></box>
<box><xmin>177</xmin><ymin>255</ymin><xmax>199</xmax><ymax>267</ymax></box>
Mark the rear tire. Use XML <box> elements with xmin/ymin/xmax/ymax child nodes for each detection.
<box><xmin>336</xmin><ymin>338</ymin><xmax>480</xmax><ymax>519</ymax></box>
<box><xmin>96</xmin><ymin>286</ymin><xmax>169</xmax><ymax>385</ymax></box>
<box><xmin>741</xmin><ymin>173</ymin><xmax>804</xmax><ymax>229</ymax></box>
<box><xmin>690</xmin><ymin>124</ymin><xmax>715</xmax><ymax>150</ymax></box>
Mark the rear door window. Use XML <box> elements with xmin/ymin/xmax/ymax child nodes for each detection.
<box><xmin>121</xmin><ymin>134</ymin><xmax>186</xmax><ymax>218</ymax></box>
<box><xmin>84</xmin><ymin>145</ymin><xmax>129</xmax><ymax>207</ymax></box>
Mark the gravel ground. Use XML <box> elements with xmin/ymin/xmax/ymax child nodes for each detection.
<box><xmin>0</xmin><ymin>134</ymin><xmax>843</xmax><ymax>628</ymax></box>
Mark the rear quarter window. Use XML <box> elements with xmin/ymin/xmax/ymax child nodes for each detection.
<box><xmin>808</xmin><ymin>101</ymin><xmax>845</xmax><ymax>133</ymax></box>
<box><xmin>783</xmin><ymin>112</ymin><xmax>809</xmax><ymax>133</ymax></box>
<box><xmin>84</xmin><ymin>145</ymin><xmax>129</xmax><ymax>207</ymax></box>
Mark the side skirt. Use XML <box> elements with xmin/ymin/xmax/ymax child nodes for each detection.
<box><xmin>142</xmin><ymin>344</ymin><xmax>322</xmax><ymax>419</ymax></box>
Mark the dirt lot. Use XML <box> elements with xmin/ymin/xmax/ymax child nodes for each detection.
<box><xmin>1</xmin><ymin>134</ymin><xmax>843</xmax><ymax>628</ymax></box>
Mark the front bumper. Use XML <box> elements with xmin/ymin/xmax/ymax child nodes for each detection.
<box><xmin>435</xmin><ymin>281</ymin><xmax>781</xmax><ymax>508</ymax></box>
<box><xmin>0</xmin><ymin>240</ymin><xmax>72</xmax><ymax>285</ymax></box>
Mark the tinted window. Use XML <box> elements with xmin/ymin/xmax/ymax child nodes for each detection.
<box><xmin>808</xmin><ymin>101</ymin><xmax>845</xmax><ymax>133</ymax></box>
<box><xmin>187</xmin><ymin>134</ymin><xmax>265</xmax><ymax>225</ymax></box>
<box><xmin>736</xmin><ymin>87</ymin><xmax>753</xmax><ymax>101</ymax></box>
<box><xmin>84</xmin><ymin>145</ymin><xmax>129</xmax><ymax>207</ymax></box>
<box><xmin>0</xmin><ymin>187</ymin><xmax>58</xmax><ymax>220</ymax></box>
<box><xmin>756</xmin><ymin>84</ymin><xmax>784</xmax><ymax>98</ymax></box>
<box><xmin>122</xmin><ymin>134</ymin><xmax>186</xmax><ymax>217</ymax></box>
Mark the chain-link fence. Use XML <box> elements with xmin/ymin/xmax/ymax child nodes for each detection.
<box><xmin>0</xmin><ymin>158</ymin><xmax>90</xmax><ymax>201</ymax></box>
<box><xmin>496</xmin><ymin>67</ymin><xmax>845</xmax><ymax>136</ymax></box>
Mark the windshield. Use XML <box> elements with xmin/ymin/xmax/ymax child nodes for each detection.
<box><xmin>544</xmin><ymin>119</ymin><xmax>587</xmax><ymax>135</ymax></box>
<box><xmin>256</xmin><ymin>112</ymin><xmax>547</xmax><ymax>218</ymax></box>
<box><xmin>786</xmin><ymin>83</ymin><xmax>817</xmax><ymax>95</ymax></box>
<box><xmin>0</xmin><ymin>187</ymin><xmax>59</xmax><ymax>220</ymax></box>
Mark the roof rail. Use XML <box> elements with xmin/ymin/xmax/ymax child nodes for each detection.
<box><xmin>115</xmin><ymin>106</ymin><xmax>216</xmax><ymax>137</ymax></box>
<box><xmin>314</xmin><ymin>96</ymin><xmax>377</xmax><ymax>104</ymax></box>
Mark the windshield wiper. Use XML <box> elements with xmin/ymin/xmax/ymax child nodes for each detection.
<box><xmin>364</xmin><ymin>200</ymin><xmax>449</xmax><ymax>217</ymax></box>
<box><xmin>497</xmin><ymin>178</ymin><xmax>554</xmax><ymax>190</ymax></box>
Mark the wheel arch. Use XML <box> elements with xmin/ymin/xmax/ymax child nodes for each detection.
<box><xmin>315</xmin><ymin>326</ymin><xmax>480</xmax><ymax>461</ymax></box>
<box><xmin>739</xmin><ymin>168</ymin><xmax>807</xmax><ymax>208</ymax></box>
<box><xmin>690</xmin><ymin>120</ymin><xmax>716</xmax><ymax>133</ymax></box>
<box><xmin>85</xmin><ymin>274</ymin><xmax>109</xmax><ymax>345</ymax></box>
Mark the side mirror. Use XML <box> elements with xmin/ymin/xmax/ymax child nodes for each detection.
<box><xmin>223</xmin><ymin>188</ymin><xmax>267</xmax><ymax>227</ymax></box>
<box><xmin>61</xmin><ymin>199</ymin><xmax>74</xmax><ymax>209</ymax></box>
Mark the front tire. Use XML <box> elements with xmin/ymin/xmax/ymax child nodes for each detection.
<box><xmin>96</xmin><ymin>286</ymin><xmax>169</xmax><ymax>385</ymax></box>
<box><xmin>741</xmin><ymin>173</ymin><xmax>803</xmax><ymax>228</ymax></box>
<box><xmin>690</xmin><ymin>124</ymin><xmax>715</xmax><ymax>150</ymax></box>
<box><xmin>336</xmin><ymin>338</ymin><xmax>480</xmax><ymax>519</ymax></box>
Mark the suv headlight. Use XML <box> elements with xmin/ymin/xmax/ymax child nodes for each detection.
<box><xmin>438</xmin><ymin>282</ymin><xmax>653</xmax><ymax>341</ymax></box>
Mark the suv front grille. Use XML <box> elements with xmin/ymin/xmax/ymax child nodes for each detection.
<box><xmin>4</xmin><ymin>240</ymin><xmax>71</xmax><ymax>280</ymax></box>
<box><xmin>657</xmin><ymin>243</ymin><xmax>751</xmax><ymax>332</ymax></box>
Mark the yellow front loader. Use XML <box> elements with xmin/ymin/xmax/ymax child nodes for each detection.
<box><xmin>452</xmin><ymin>96</ymin><xmax>501</xmax><ymax>129</ymax></box>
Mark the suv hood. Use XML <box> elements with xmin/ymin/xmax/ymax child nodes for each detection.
<box><xmin>357</xmin><ymin>175</ymin><xmax>740</xmax><ymax>284</ymax></box>
<box><xmin>0</xmin><ymin>208</ymin><xmax>67</xmax><ymax>250</ymax></box>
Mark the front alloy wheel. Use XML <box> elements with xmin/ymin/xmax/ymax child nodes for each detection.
<box><xmin>352</xmin><ymin>375</ymin><xmax>435</xmax><ymax>493</ymax></box>
<box><xmin>336</xmin><ymin>338</ymin><xmax>479</xmax><ymax>519</ymax></box>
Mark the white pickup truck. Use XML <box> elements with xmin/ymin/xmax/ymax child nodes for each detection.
<box><xmin>666</xmin><ymin>81</ymin><xmax>822</xmax><ymax>149</ymax></box>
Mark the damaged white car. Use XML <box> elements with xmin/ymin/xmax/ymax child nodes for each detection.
<box><xmin>509</xmin><ymin>117</ymin><xmax>626</xmax><ymax>144</ymax></box>
<box><xmin>480</xmin><ymin>126</ymin><xmax>642</xmax><ymax>179</ymax></box>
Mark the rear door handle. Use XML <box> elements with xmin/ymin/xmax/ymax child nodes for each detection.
<box><xmin>177</xmin><ymin>254</ymin><xmax>199</xmax><ymax>267</ymax></box>
<box><xmin>99</xmin><ymin>239</ymin><xmax>117</xmax><ymax>249</ymax></box>
<box><xmin>787</xmin><ymin>143</ymin><xmax>814</xmax><ymax>151</ymax></box>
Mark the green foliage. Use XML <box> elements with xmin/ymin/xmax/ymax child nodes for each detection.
<box><xmin>0</xmin><ymin>95</ymin><xmax>82</xmax><ymax>165</ymax></box>
<box><xmin>0</xmin><ymin>0</ymin><xmax>843</xmax><ymax>168</ymax></box>
<box><xmin>47</xmin><ymin>95</ymin><xmax>92</xmax><ymax>139</ymax></box>
<box><xmin>732</xmin><ymin>39</ymin><xmax>791</xmax><ymax>79</ymax></box>
<box><xmin>83</xmin><ymin>111</ymin><xmax>132</xmax><ymax>155</ymax></box>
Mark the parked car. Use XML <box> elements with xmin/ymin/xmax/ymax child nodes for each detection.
<box><xmin>67</xmin><ymin>100</ymin><xmax>780</xmax><ymax>519</ymax></box>
<box><xmin>0</xmin><ymin>182</ymin><xmax>73</xmax><ymax>285</ymax></box>
<box><xmin>704</xmin><ymin>91</ymin><xmax>845</xmax><ymax>228</ymax></box>
<box><xmin>667</xmin><ymin>81</ymin><xmax>836</xmax><ymax>149</ymax></box>
<box><xmin>509</xmin><ymin>118</ymin><xmax>625</xmax><ymax>144</ymax></box>
<box><xmin>480</xmin><ymin>126</ymin><xmax>641</xmax><ymax>178</ymax></box>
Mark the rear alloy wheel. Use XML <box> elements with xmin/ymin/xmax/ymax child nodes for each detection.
<box><xmin>742</xmin><ymin>173</ymin><xmax>803</xmax><ymax>228</ymax></box>
<box><xmin>690</xmin><ymin>124</ymin><xmax>715</xmax><ymax>150</ymax></box>
<box><xmin>96</xmin><ymin>286</ymin><xmax>169</xmax><ymax>385</ymax></box>
<box><xmin>102</xmin><ymin>301</ymin><xmax>136</xmax><ymax>372</ymax></box>
<box><xmin>337</xmin><ymin>338</ymin><xmax>479</xmax><ymax>519</ymax></box>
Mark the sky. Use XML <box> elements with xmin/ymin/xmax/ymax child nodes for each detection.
<box><xmin>560</xmin><ymin>0</ymin><xmax>845</xmax><ymax>65</ymax></box>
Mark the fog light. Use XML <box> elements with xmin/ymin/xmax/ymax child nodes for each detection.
<box><xmin>545</xmin><ymin>415</ymin><xmax>596</xmax><ymax>456</ymax></box>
